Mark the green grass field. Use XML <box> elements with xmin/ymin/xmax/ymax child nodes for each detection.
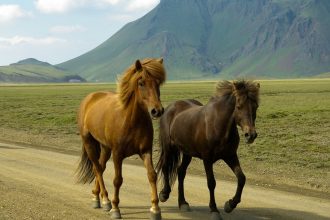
<box><xmin>0</xmin><ymin>79</ymin><xmax>329</xmax><ymax>196</ymax></box>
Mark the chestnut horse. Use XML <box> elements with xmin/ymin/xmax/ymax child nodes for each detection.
<box><xmin>76</xmin><ymin>58</ymin><xmax>166</xmax><ymax>220</ymax></box>
<box><xmin>156</xmin><ymin>80</ymin><xmax>260</xmax><ymax>220</ymax></box>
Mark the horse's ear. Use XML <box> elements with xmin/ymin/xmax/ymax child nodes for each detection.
<box><xmin>157</xmin><ymin>57</ymin><xmax>163</xmax><ymax>64</ymax></box>
<box><xmin>135</xmin><ymin>60</ymin><xmax>142</xmax><ymax>72</ymax></box>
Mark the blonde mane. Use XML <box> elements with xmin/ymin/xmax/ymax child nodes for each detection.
<box><xmin>117</xmin><ymin>58</ymin><xmax>166</xmax><ymax>108</ymax></box>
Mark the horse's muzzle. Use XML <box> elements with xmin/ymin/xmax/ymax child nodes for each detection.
<box><xmin>151</xmin><ymin>107</ymin><xmax>164</xmax><ymax>119</ymax></box>
<box><xmin>244</xmin><ymin>131</ymin><xmax>257</xmax><ymax>144</ymax></box>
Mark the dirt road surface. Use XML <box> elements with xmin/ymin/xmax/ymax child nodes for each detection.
<box><xmin>0</xmin><ymin>142</ymin><xmax>329</xmax><ymax>220</ymax></box>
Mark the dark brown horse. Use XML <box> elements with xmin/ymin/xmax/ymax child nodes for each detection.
<box><xmin>76</xmin><ymin>58</ymin><xmax>166</xmax><ymax>220</ymax></box>
<box><xmin>156</xmin><ymin>80</ymin><xmax>260</xmax><ymax>220</ymax></box>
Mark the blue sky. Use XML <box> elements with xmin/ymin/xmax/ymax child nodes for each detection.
<box><xmin>0</xmin><ymin>0</ymin><xmax>160</xmax><ymax>66</ymax></box>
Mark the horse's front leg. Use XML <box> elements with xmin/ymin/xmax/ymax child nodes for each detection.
<box><xmin>110</xmin><ymin>154</ymin><xmax>123</xmax><ymax>219</ymax></box>
<box><xmin>141</xmin><ymin>151</ymin><xmax>162</xmax><ymax>220</ymax></box>
<box><xmin>223</xmin><ymin>154</ymin><xmax>246</xmax><ymax>213</ymax></box>
<box><xmin>203</xmin><ymin>160</ymin><xmax>223</xmax><ymax>220</ymax></box>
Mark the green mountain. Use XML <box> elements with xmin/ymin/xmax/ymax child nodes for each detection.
<box><xmin>59</xmin><ymin>0</ymin><xmax>330</xmax><ymax>81</ymax></box>
<box><xmin>0</xmin><ymin>58</ymin><xmax>85</xmax><ymax>83</ymax></box>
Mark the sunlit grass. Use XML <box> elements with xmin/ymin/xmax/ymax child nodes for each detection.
<box><xmin>0</xmin><ymin>79</ymin><xmax>329</xmax><ymax>193</ymax></box>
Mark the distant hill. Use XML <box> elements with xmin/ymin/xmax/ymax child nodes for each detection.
<box><xmin>315</xmin><ymin>71</ymin><xmax>330</xmax><ymax>78</ymax></box>
<box><xmin>15</xmin><ymin>58</ymin><xmax>53</xmax><ymax>66</ymax></box>
<box><xmin>58</xmin><ymin>0</ymin><xmax>330</xmax><ymax>81</ymax></box>
<box><xmin>0</xmin><ymin>58</ymin><xmax>85</xmax><ymax>83</ymax></box>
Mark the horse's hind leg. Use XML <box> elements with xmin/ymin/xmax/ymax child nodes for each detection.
<box><xmin>159</xmin><ymin>165</ymin><xmax>171</xmax><ymax>203</ymax></box>
<box><xmin>203</xmin><ymin>159</ymin><xmax>222</xmax><ymax>220</ymax></box>
<box><xmin>158</xmin><ymin>144</ymin><xmax>178</xmax><ymax>203</ymax></box>
<box><xmin>177</xmin><ymin>154</ymin><xmax>192</xmax><ymax>211</ymax></box>
<box><xmin>92</xmin><ymin>145</ymin><xmax>112</xmax><ymax>211</ymax></box>
<box><xmin>91</xmin><ymin>179</ymin><xmax>101</xmax><ymax>208</ymax></box>
<box><xmin>141</xmin><ymin>151</ymin><xmax>162</xmax><ymax>220</ymax></box>
<box><xmin>223</xmin><ymin>154</ymin><xmax>246</xmax><ymax>213</ymax></box>
<box><xmin>83</xmin><ymin>136</ymin><xmax>111</xmax><ymax>211</ymax></box>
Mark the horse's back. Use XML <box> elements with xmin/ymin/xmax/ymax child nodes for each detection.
<box><xmin>164</xmin><ymin>99</ymin><xmax>202</xmax><ymax>118</ymax></box>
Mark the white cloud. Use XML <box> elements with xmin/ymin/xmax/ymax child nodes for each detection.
<box><xmin>0</xmin><ymin>4</ymin><xmax>32</xmax><ymax>23</ymax></box>
<box><xmin>50</xmin><ymin>25</ymin><xmax>87</xmax><ymax>34</ymax></box>
<box><xmin>34</xmin><ymin>0</ymin><xmax>86</xmax><ymax>13</ymax></box>
<box><xmin>100</xmin><ymin>0</ymin><xmax>121</xmax><ymax>5</ymax></box>
<box><xmin>34</xmin><ymin>0</ymin><xmax>119</xmax><ymax>13</ymax></box>
<box><xmin>0</xmin><ymin>36</ymin><xmax>66</xmax><ymax>46</ymax></box>
<box><xmin>34</xmin><ymin>0</ymin><xmax>160</xmax><ymax>13</ymax></box>
<box><xmin>126</xmin><ymin>0</ymin><xmax>159</xmax><ymax>12</ymax></box>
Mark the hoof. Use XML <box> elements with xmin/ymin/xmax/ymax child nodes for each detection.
<box><xmin>110</xmin><ymin>209</ymin><xmax>121</xmax><ymax>219</ymax></box>
<box><xmin>159</xmin><ymin>192</ymin><xmax>169</xmax><ymax>203</ymax></box>
<box><xmin>92</xmin><ymin>200</ymin><xmax>101</xmax><ymax>209</ymax></box>
<box><xmin>150</xmin><ymin>211</ymin><xmax>162</xmax><ymax>220</ymax></box>
<box><xmin>179</xmin><ymin>203</ymin><xmax>191</xmax><ymax>212</ymax></box>
<box><xmin>103</xmin><ymin>201</ymin><xmax>112</xmax><ymax>212</ymax></box>
<box><xmin>224</xmin><ymin>201</ymin><xmax>234</xmax><ymax>213</ymax></box>
<box><xmin>210</xmin><ymin>212</ymin><xmax>223</xmax><ymax>220</ymax></box>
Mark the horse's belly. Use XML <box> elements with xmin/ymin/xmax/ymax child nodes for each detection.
<box><xmin>171</xmin><ymin>129</ymin><xmax>202</xmax><ymax>158</ymax></box>
<box><xmin>181</xmin><ymin>146</ymin><xmax>202</xmax><ymax>158</ymax></box>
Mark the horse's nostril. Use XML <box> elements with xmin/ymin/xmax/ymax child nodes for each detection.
<box><xmin>151</xmin><ymin>108</ymin><xmax>157</xmax><ymax>116</ymax></box>
<box><xmin>244</xmin><ymin>133</ymin><xmax>249</xmax><ymax>138</ymax></box>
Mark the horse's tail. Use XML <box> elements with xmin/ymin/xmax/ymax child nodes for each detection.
<box><xmin>75</xmin><ymin>93</ymin><xmax>101</xmax><ymax>184</ymax></box>
<box><xmin>156</xmin><ymin>113</ymin><xmax>181</xmax><ymax>188</ymax></box>
<box><xmin>75</xmin><ymin>142</ymin><xmax>101</xmax><ymax>184</ymax></box>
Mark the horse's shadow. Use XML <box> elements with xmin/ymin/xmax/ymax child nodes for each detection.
<box><xmin>119</xmin><ymin>205</ymin><xmax>329</xmax><ymax>220</ymax></box>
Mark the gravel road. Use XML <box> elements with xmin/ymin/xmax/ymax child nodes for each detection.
<box><xmin>0</xmin><ymin>142</ymin><xmax>329</xmax><ymax>220</ymax></box>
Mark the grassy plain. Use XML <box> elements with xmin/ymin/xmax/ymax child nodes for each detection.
<box><xmin>0</xmin><ymin>79</ymin><xmax>329</xmax><ymax>197</ymax></box>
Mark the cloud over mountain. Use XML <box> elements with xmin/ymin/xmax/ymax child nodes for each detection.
<box><xmin>0</xmin><ymin>4</ymin><xmax>32</xmax><ymax>23</ymax></box>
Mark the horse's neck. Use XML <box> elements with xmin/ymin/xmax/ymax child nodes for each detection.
<box><xmin>207</xmin><ymin>96</ymin><xmax>237</xmax><ymax>141</ymax></box>
<box><xmin>124</xmin><ymin>95</ymin><xmax>150</xmax><ymax>127</ymax></box>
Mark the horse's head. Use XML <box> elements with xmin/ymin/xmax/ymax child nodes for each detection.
<box><xmin>232</xmin><ymin>81</ymin><xmax>260</xmax><ymax>144</ymax></box>
<box><xmin>134</xmin><ymin>58</ymin><xmax>165</xmax><ymax>119</ymax></box>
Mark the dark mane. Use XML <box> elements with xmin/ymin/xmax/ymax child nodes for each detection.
<box><xmin>215</xmin><ymin>80</ymin><xmax>260</xmax><ymax>104</ymax></box>
<box><xmin>117</xmin><ymin>58</ymin><xmax>166</xmax><ymax>108</ymax></box>
<box><xmin>215</xmin><ymin>80</ymin><xmax>235</xmax><ymax>99</ymax></box>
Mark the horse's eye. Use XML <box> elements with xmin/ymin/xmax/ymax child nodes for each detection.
<box><xmin>138</xmin><ymin>81</ymin><xmax>145</xmax><ymax>87</ymax></box>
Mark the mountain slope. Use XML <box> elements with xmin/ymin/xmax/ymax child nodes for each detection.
<box><xmin>58</xmin><ymin>0</ymin><xmax>330</xmax><ymax>81</ymax></box>
<box><xmin>0</xmin><ymin>58</ymin><xmax>85</xmax><ymax>83</ymax></box>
